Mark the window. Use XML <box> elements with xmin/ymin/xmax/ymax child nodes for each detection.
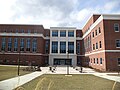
<box><xmin>96</xmin><ymin>58</ymin><xmax>98</xmax><ymax>64</ymax></box>
<box><xmin>92</xmin><ymin>32</ymin><xmax>94</xmax><ymax>37</ymax></box>
<box><xmin>68</xmin><ymin>31</ymin><xmax>74</xmax><ymax>37</ymax></box>
<box><xmin>95</xmin><ymin>30</ymin><xmax>97</xmax><ymax>36</ymax></box>
<box><xmin>100</xmin><ymin>58</ymin><xmax>102</xmax><ymax>64</ymax></box>
<box><xmin>116</xmin><ymin>40</ymin><xmax>120</xmax><ymax>47</ymax></box>
<box><xmin>26</xmin><ymin>38</ymin><xmax>30</xmax><ymax>51</ymax></box>
<box><xmin>32</xmin><ymin>38</ymin><xmax>37</xmax><ymax>52</ymax></box>
<box><xmin>94</xmin><ymin>58</ymin><xmax>95</xmax><ymax>64</ymax></box>
<box><xmin>14</xmin><ymin>38</ymin><xmax>18</xmax><ymax>51</ymax></box>
<box><xmin>16</xmin><ymin>29</ymin><xmax>19</xmax><ymax>33</ymax></box>
<box><xmin>77</xmin><ymin>42</ymin><xmax>80</xmax><ymax>54</ymax></box>
<box><xmin>52</xmin><ymin>41</ymin><xmax>58</xmax><ymax>53</ymax></box>
<box><xmin>1</xmin><ymin>38</ymin><xmax>6</xmax><ymax>51</ymax></box>
<box><xmin>114</xmin><ymin>23</ymin><xmax>119</xmax><ymax>32</ymax></box>
<box><xmin>45</xmin><ymin>41</ymin><xmax>49</xmax><ymax>53</ymax></box>
<box><xmin>99</xmin><ymin>27</ymin><xmax>101</xmax><ymax>33</ymax></box>
<box><xmin>60</xmin><ymin>31</ymin><xmax>66</xmax><ymax>37</ymax></box>
<box><xmin>60</xmin><ymin>42</ymin><xmax>66</xmax><ymax>53</ymax></box>
<box><xmin>52</xmin><ymin>31</ymin><xmax>58</xmax><ymax>37</ymax></box>
<box><xmin>8</xmin><ymin>38</ymin><xmax>12</xmax><ymax>51</ymax></box>
<box><xmin>20</xmin><ymin>38</ymin><xmax>24</xmax><ymax>51</ymax></box>
<box><xmin>99</xmin><ymin>41</ymin><xmax>102</xmax><ymax>48</ymax></box>
<box><xmin>68</xmin><ymin>42</ymin><xmax>74</xmax><ymax>53</ymax></box>
<box><xmin>21</xmin><ymin>29</ymin><xmax>24</xmax><ymax>33</ymax></box>
<box><xmin>96</xmin><ymin>42</ymin><xmax>98</xmax><ymax>49</ymax></box>
<box><xmin>28</xmin><ymin>30</ymin><xmax>31</xmax><ymax>33</ymax></box>
<box><xmin>34</xmin><ymin>30</ymin><xmax>37</xmax><ymax>34</ymax></box>
<box><xmin>91</xmin><ymin>59</ymin><xmax>92</xmax><ymax>63</ymax></box>
<box><xmin>118</xmin><ymin>58</ymin><xmax>120</xmax><ymax>65</ymax></box>
<box><xmin>93</xmin><ymin>44</ymin><xmax>95</xmax><ymax>50</ymax></box>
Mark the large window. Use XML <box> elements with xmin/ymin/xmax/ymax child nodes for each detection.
<box><xmin>26</xmin><ymin>38</ymin><xmax>30</xmax><ymax>51</ymax></box>
<box><xmin>99</xmin><ymin>27</ymin><xmax>101</xmax><ymax>33</ymax></box>
<box><xmin>68</xmin><ymin>31</ymin><xmax>74</xmax><ymax>37</ymax></box>
<box><xmin>1</xmin><ymin>38</ymin><xmax>6</xmax><ymax>51</ymax></box>
<box><xmin>32</xmin><ymin>38</ymin><xmax>37</xmax><ymax>52</ymax></box>
<box><xmin>77</xmin><ymin>42</ymin><xmax>80</xmax><ymax>54</ymax></box>
<box><xmin>116</xmin><ymin>40</ymin><xmax>120</xmax><ymax>47</ymax></box>
<box><xmin>20</xmin><ymin>38</ymin><xmax>24</xmax><ymax>51</ymax></box>
<box><xmin>8</xmin><ymin>38</ymin><xmax>12</xmax><ymax>51</ymax></box>
<box><xmin>60</xmin><ymin>42</ymin><xmax>66</xmax><ymax>53</ymax></box>
<box><xmin>68</xmin><ymin>42</ymin><xmax>74</xmax><ymax>53</ymax></box>
<box><xmin>60</xmin><ymin>31</ymin><xmax>66</xmax><ymax>37</ymax></box>
<box><xmin>114</xmin><ymin>23</ymin><xmax>119</xmax><ymax>32</ymax></box>
<box><xmin>14</xmin><ymin>38</ymin><xmax>18</xmax><ymax>51</ymax></box>
<box><xmin>52</xmin><ymin>41</ymin><xmax>58</xmax><ymax>53</ymax></box>
<box><xmin>45</xmin><ymin>41</ymin><xmax>49</xmax><ymax>53</ymax></box>
<box><xmin>118</xmin><ymin>58</ymin><xmax>120</xmax><ymax>65</ymax></box>
<box><xmin>52</xmin><ymin>31</ymin><xmax>58</xmax><ymax>37</ymax></box>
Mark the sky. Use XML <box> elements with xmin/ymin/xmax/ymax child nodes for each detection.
<box><xmin>0</xmin><ymin>0</ymin><xmax>120</xmax><ymax>29</ymax></box>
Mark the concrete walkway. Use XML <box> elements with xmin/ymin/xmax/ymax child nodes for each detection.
<box><xmin>0</xmin><ymin>71</ymin><xmax>46</xmax><ymax>90</ymax></box>
<box><xmin>93</xmin><ymin>73</ymin><xmax>120</xmax><ymax>83</ymax></box>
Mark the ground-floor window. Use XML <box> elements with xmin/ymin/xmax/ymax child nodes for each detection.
<box><xmin>54</xmin><ymin>58</ymin><xmax>72</xmax><ymax>65</ymax></box>
<box><xmin>118</xmin><ymin>58</ymin><xmax>120</xmax><ymax>65</ymax></box>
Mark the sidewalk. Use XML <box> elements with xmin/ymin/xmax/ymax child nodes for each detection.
<box><xmin>93</xmin><ymin>73</ymin><xmax>120</xmax><ymax>83</ymax></box>
<box><xmin>0</xmin><ymin>71</ymin><xmax>45</xmax><ymax>90</ymax></box>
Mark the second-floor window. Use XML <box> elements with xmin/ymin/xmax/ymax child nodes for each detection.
<box><xmin>52</xmin><ymin>41</ymin><xmax>58</xmax><ymax>53</ymax></box>
<box><xmin>92</xmin><ymin>32</ymin><xmax>94</xmax><ymax>38</ymax></box>
<box><xmin>60</xmin><ymin>42</ymin><xmax>66</xmax><ymax>53</ymax></box>
<box><xmin>116</xmin><ymin>40</ymin><xmax>120</xmax><ymax>48</ymax></box>
<box><xmin>99</xmin><ymin>41</ymin><xmax>102</xmax><ymax>48</ymax></box>
<box><xmin>114</xmin><ymin>23</ymin><xmax>119</xmax><ymax>32</ymax></box>
<box><xmin>96</xmin><ymin>42</ymin><xmax>98</xmax><ymax>49</ymax></box>
<box><xmin>45</xmin><ymin>41</ymin><xmax>49</xmax><ymax>53</ymax></box>
<box><xmin>68</xmin><ymin>42</ymin><xmax>74</xmax><ymax>53</ymax></box>
<box><xmin>77</xmin><ymin>42</ymin><xmax>80</xmax><ymax>54</ymax></box>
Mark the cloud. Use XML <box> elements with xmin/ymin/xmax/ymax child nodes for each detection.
<box><xmin>0</xmin><ymin>0</ymin><xmax>120</xmax><ymax>29</ymax></box>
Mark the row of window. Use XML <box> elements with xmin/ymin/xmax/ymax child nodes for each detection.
<box><xmin>0</xmin><ymin>29</ymin><xmax>42</xmax><ymax>34</ymax></box>
<box><xmin>93</xmin><ymin>41</ymin><xmax>102</xmax><ymax>50</ymax></box>
<box><xmin>1</xmin><ymin>38</ymin><xmax>37</xmax><ymax>52</ymax></box>
<box><xmin>52</xmin><ymin>31</ymin><xmax>74</xmax><ymax>37</ymax></box>
<box><xmin>52</xmin><ymin>41</ymin><xmax>74</xmax><ymax>53</ymax></box>
<box><xmin>91</xmin><ymin>58</ymin><xmax>103</xmax><ymax>64</ymax></box>
<box><xmin>92</xmin><ymin>27</ymin><xmax>101</xmax><ymax>38</ymax></box>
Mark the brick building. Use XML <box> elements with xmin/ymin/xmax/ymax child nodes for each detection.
<box><xmin>0</xmin><ymin>14</ymin><xmax>120</xmax><ymax>71</ymax></box>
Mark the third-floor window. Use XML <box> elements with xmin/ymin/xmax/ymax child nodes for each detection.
<box><xmin>52</xmin><ymin>31</ymin><xmax>58</xmax><ymax>37</ymax></box>
<box><xmin>114</xmin><ymin>23</ymin><xmax>119</xmax><ymax>32</ymax></box>
<box><xmin>68</xmin><ymin>31</ymin><xmax>74</xmax><ymax>37</ymax></box>
<box><xmin>60</xmin><ymin>31</ymin><xmax>66</xmax><ymax>37</ymax></box>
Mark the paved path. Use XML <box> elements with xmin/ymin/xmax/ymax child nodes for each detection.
<box><xmin>93</xmin><ymin>73</ymin><xmax>120</xmax><ymax>83</ymax></box>
<box><xmin>0</xmin><ymin>71</ymin><xmax>47</xmax><ymax>90</ymax></box>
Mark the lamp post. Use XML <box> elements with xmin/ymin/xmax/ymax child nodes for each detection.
<box><xmin>67</xmin><ymin>50</ymin><xmax>69</xmax><ymax>75</ymax></box>
<box><xmin>17</xmin><ymin>46</ymin><xmax>21</xmax><ymax>76</ymax></box>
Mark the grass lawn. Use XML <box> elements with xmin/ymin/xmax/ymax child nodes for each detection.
<box><xmin>16</xmin><ymin>74</ymin><xmax>120</xmax><ymax>90</ymax></box>
<box><xmin>0</xmin><ymin>66</ymin><xmax>32</xmax><ymax>81</ymax></box>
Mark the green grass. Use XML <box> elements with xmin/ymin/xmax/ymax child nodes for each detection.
<box><xmin>17</xmin><ymin>74</ymin><xmax>120</xmax><ymax>90</ymax></box>
<box><xmin>0</xmin><ymin>66</ymin><xmax>32</xmax><ymax>81</ymax></box>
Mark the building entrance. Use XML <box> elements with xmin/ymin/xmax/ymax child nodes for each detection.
<box><xmin>54</xmin><ymin>58</ymin><xmax>72</xmax><ymax>65</ymax></box>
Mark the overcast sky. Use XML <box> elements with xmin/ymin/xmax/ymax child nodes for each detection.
<box><xmin>0</xmin><ymin>0</ymin><xmax>120</xmax><ymax>29</ymax></box>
